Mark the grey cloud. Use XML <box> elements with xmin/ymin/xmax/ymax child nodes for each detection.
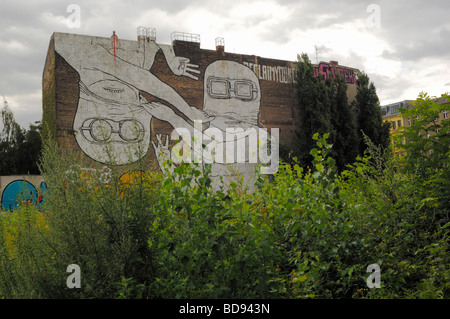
<box><xmin>369</xmin><ymin>73</ymin><xmax>415</xmax><ymax>104</ymax></box>
<box><xmin>382</xmin><ymin>26</ymin><xmax>450</xmax><ymax>61</ymax></box>
<box><xmin>251</xmin><ymin>1</ymin><xmax>371</xmax><ymax>45</ymax></box>
<box><xmin>375</xmin><ymin>0</ymin><xmax>450</xmax><ymax>61</ymax></box>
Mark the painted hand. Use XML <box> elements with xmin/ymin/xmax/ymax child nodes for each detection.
<box><xmin>151</xmin><ymin>134</ymin><xmax>171</xmax><ymax>162</ymax></box>
<box><xmin>169</xmin><ymin>57</ymin><xmax>200</xmax><ymax>80</ymax></box>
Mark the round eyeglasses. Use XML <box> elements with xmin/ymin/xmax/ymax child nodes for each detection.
<box><xmin>80</xmin><ymin>118</ymin><xmax>145</xmax><ymax>143</ymax></box>
<box><xmin>207</xmin><ymin>77</ymin><xmax>258</xmax><ymax>101</ymax></box>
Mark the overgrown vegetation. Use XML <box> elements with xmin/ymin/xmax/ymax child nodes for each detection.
<box><xmin>288</xmin><ymin>54</ymin><xmax>390</xmax><ymax>172</ymax></box>
<box><xmin>0</xmin><ymin>92</ymin><xmax>448</xmax><ymax>299</ymax></box>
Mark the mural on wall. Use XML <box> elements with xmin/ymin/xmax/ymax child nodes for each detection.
<box><xmin>314</xmin><ymin>62</ymin><xmax>357</xmax><ymax>84</ymax></box>
<box><xmin>151</xmin><ymin>60</ymin><xmax>271</xmax><ymax>190</ymax></box>
<box><xmin>55</xmin><ymin>33</ymin><xmax>211</xmax><ymax>165</ymax></box>
<box><xmin>54</xmin><ymin>34</ymin><xmax>278</xmax><ymax>190</ymax></box>
<box><xmin>1</xmin><ymin>180</ymin><xmax>47</xmax><ymax>211</ymax></box>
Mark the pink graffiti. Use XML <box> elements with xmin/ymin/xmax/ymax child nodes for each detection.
<box><xmin>314</xmin><ymin>63</ymin><xmax>356</xmax><ymax>84</ymax></box>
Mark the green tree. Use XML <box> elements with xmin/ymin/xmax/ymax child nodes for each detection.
<box><xmin>0</xmin><ymin>97</ymin><xmax>42</xmax><ymax>175</ymax></box>
<box><xmin>352</xmin><ymin>72</ymin><xmax>390</xmax><ymax>157</ymax></box>
<box><xmin>293</xmin><ymin>53</ymin><xmax>332</xmax><ymax>169</ymax></box>
<box><xmin>396</xmin><ymin>92</ymin><xmax>450</xmax><ymax>217</ymax></box>
<box><xmin>292</xmin><ymin>54</ymin><xmax>358</xmax><ymax>171</ymax></box>
<box><xmin>327</xmin><ymin>74</ymin><xmax>358</xmax><ymax>171</ymax></box>
<box><xmin>1</xmin><ymin>97</ymin><xmax>23</xmax><ymax>144</ymax></box>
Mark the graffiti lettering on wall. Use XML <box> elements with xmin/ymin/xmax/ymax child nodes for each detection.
<box><xmin>314</xmin><ymin>63</ymin><xmax>357</xmax><ymax>84</ymax></box>
<box><xmin>1</xmin><ymin>180</ymin><xmax>48</xmax><ymax>211</ymax></box>
<box><xmin>54</xmin><ymin>33</ymin><xmax>279</xmax><ymax>190</ymax></box>
<box><xmin>243</xmin><ymin>61</ymin><xmax>296</xmax><ymax>84</ymax></box>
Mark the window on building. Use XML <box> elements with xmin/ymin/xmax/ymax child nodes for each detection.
<box><xmin>392</xmin><ymin>104</ymin><xmax>399</xmax><ymax>114</ymax></box>
<box><xmin>397</xmin><ymin>120</ymin><xmax>402</xmax><ymax>128</ymax></box>
<box><xmin>392</xmin><ymin>121</ymin><xmax>396</xmax><ymax>130</ymax></box>
<box><xmin>408</xmin><ymin>118</ymin><xmax>411</xmax><ymax>126</ymax></box>
<box><xmin>444</xmin><ymin>110</ymin><xmax>448</xmax><ymax>119</ymax></box>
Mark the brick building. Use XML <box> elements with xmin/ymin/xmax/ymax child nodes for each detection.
<box><xmin>42</xmin><ymin>30</ymin><xmax>360</xmax><ymax>179</ymax></box>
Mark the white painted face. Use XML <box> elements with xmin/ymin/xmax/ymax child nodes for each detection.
<box><xmin>203</xmin><ymin>60</ymin><xmax>261</xmax><ymax>131</ymax></box>
<box><xmin>54</xmin><ymin>34</ymin><xmax>160</xmax><ymax>166</ymax></box>
<box><xmin>73</xmin><ymin>79</ymin><xmax>151</xmax><ymax>165</ymax></box>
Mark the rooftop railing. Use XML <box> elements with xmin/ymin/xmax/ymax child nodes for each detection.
<box><xmin>171</xmin><ymin>31</ymin><xmax>200</xmax><ymax>43</ymax></box>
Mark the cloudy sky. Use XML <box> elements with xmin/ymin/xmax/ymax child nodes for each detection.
<box><xmin>1</xmin><ymin>0</ymin><xmax>449</xmax><ymax>129</ymax></box>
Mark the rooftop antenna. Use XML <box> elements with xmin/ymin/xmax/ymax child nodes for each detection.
<box><xmin>314</xmin><ymin>45</ymin><xmax>322</xmax><ymax>64</ymax></box>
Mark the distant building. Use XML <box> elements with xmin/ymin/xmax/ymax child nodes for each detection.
<box><xmin>381</xmin><ymin>95</ymin><xmax>449</xmax><ymax>157</ymax></box>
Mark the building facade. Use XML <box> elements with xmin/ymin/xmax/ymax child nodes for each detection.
<box><xmin>41</xmin><ymin>30</ymin><xmax>360</xmax><ymax>189</ymax></box>
<box><xmin>381</xmin><ymin>96</ymin><xmax>449</xmax><ymax>157</ymax></box>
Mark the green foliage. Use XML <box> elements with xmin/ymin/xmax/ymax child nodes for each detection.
<box><xmin>0</xmin><ymin>92</ymin><xmax>448</xmax><ymax>299</ymax></box>
<box><xmin>352</xmin><ymin>72</ymin><xmax>390</xmax><ymax>156</ymax></box>
<box><xmin>396</xmin><ymin>92</ymin><xmax>449</xmax><ymax>171</ymax></box>
<box><xmin>293</xmin><ymin>53</ymin><xmax>333</xmax><ymax>169</ymax></box>
<box><xmin>0</xmin><ymin>204</ymin><xmax>58</xmax><ymax>298</ymax></box>
<box><xmin>395</xmin><ymin>92</ymin><xmax>450</xmax><ymax>258</ymax></box>
<box><xmin>293</xmin><ymin>54</ymin><xmax>359</xmax><ymax>172</ymax></box>
<box><xmin>0</xmin><ymin>97</ymin><xmax>42</xmax><ymax>175</ymax></box>
<box><xmin>327</xmin><ymin>74</ymin><xmax>359</xmax><ymax>171</ymax></box>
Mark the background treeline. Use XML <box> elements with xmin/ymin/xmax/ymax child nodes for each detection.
<box><xmin>0</xmin><ymin>97</ymin><xmax>42</xmax><ymax>175</ymax></box>
<box><xmin>283</xmin><ymin>53</ymin><xmax>391</xmax><ymax>171</ymax></box>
